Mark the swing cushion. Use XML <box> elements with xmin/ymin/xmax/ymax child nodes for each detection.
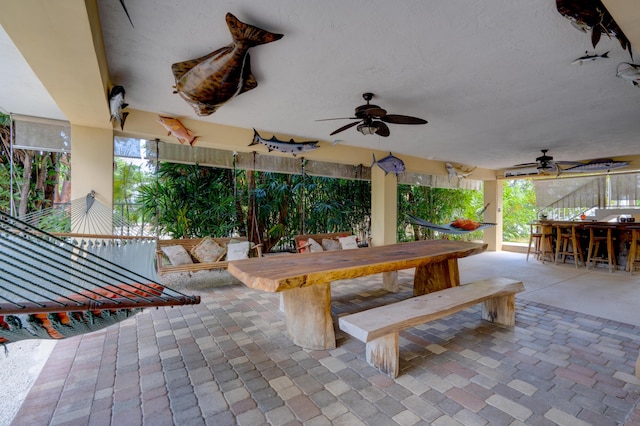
<box><xmin>191</xmin><ymin>237</ymin><xmax>226</xmax><ymax>263</ymax></box>
<box><xmin>322</xmin><ymin>238</ymin><xmax>341</xmax><ymax>251</ymax></box>
<box><xmin>226</xmin><ymin>241</ymin><xmax>251</xmax><ymax>261</ymax></box>
<box><xmin>161</xmin><ymin>244</ymin><xmax>193</xmax><ymax>265</ymax></box>
<box><xmin>339</xmin><ymin>235</ymin><xmax>359</xmax><ymax>250</ymax></box>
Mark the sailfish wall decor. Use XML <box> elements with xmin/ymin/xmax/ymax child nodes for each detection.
<box><xmin>172</xmin><ymin>13</ymin><xmax>283</xmax><ymax>116</ymax></box>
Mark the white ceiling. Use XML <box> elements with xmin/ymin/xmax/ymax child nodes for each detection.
<box><xmin>2</xmin><ymin>0</ymin><xmax>640</xmax><ymax>170</ymax></box>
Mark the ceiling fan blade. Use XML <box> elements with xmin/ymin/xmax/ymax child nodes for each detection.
<box><xmin>374</xmin><ymin>121</ymin><xmax>390</xmax><ymax>137</ymax></box>
<box><xmin>316</xmin><ymin>117</ymin><xmax>358</xmax><ymax>122</ymax></box>
<box><xmin>330</xmin><ymin>120</ymin><xmax>361</xmax><ymax>136</ymax></box>
<box><xmin>381</xmin><ymin>114</ymin><xmax>428</xmax><ymax>125</ymax></box>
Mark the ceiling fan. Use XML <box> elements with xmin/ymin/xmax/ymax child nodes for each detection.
<box><xmin>318</xmin><ymin>93</ymin><xmax>427</xmax><ymax>137</ymax></box>
<box><xmin>506</xmin><ymin>149</ymin><xmax>581</xmax><ymax>177</ymax></box>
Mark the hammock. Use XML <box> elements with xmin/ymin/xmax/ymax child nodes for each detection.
<box><xmin>0</xmin><ymin>211</ymin><xmax>200</xmax><ymax>344</ymax></box>
<box><xmin>406</xmin><ymin>213</ymin><xmax>496</xmax><ymax>235</ymax></box>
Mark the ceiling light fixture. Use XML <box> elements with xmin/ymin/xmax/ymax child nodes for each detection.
<box><xmin>357</xmin><ymin>122</ymin><xmax>378</xmax><ymax>135</ymax></box>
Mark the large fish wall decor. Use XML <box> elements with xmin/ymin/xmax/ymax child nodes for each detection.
<box><xmin>371</xmin><ymin>152</ymin><xmax>405</xmax><ymax>176</ymax></box>
<box><xmin>109</xmin><ymin>85</ymin><xmax>129</xmax><ymax>130</ymax></box>
<box><xmin>172</xmin><ymin>13</ymin><xmax>283</xmax><ymax>116</ymax></box>
<box><xmin>249</xmin><ymin>129</ymin><xmax>319</xmax><ymax>156</ymax></box>
<box><xmin>556</xmin><ymin>0</ymin><xmax>633</xmax><ymax>59</ymax></box>
<box><xmin>616</xmin><ymin>63</ymin><xmax>640</xmax><ymax>87</ymax></box>
<box><xmin>157</xmin><ymin>116</ymin><xmax>199</xmax><ymax>146</ymax></box>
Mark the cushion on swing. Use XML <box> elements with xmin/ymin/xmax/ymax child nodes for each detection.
<box><xmin>339</xmin><ymin>235</ymin><xmax>359</xmax><ymax>250</ymax></box>
<box><xmin>226</xmin><ymin>241</ymin><xmax>251</xmax><ymax>261</ymax></box>
<box><xmin>191</xmin><ymin>237</ymin><xmax>226</xmax><ymax>263</ymax></box>
<box><xmin>307</xmin><ymin>237</ymin><xmax>324</xmax><ymax>252</ymax></box>
<box><xmin>161</xmin><ymin>244</ymin><xmax>193</xmax><ymax>265</ymax></box>
<box><xmin>322</xmin><ymin>238</ymin><xmax>341</xmax><ymax>251</ymax></box>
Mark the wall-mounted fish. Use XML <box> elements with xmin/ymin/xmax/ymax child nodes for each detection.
<box><xmin>556</xmin><ymin>0</ymin><xmax>633</xmax><ymax>59</ymax></box>
<box><xmin>446</xmin><ymin>162</ymin><xmax>476</xmax><ymax>184</ymax></box>
<box><xmin>559</xmin><ymin>158</ymin><xmax>629</xmax><ymax>174</ymax></box>
<box><xmin>571</xmin><ymin>51</ymin><xmax>609</xmax><ymax>65</ymax></box>
<box><xmin>616</xmin><ymin>63</ymin><xmax>640</xmax><ymax>87</ymax></box>
<box><xmin>172</xmin><ymin>13</ymin><xmax>283</xmax><ymax>116</ymax></box>
<box><xmin>372</xmin><ymin>152</ymin><xmax>405</xmax><ymax>176</ymax></box>
<box><xmin>109</xmin><ymin>85</ymin><xmax>129</xmax><ymax>130</ymax></box>
<box><xmin>249</xmin><ymin>129</ymin><xmax>319</xmax><ymax>156</ymax></box>
<box><xmin>157</xmin><ymin>116</ymin><xmax>199</xmax><ymax>146</ymax></box>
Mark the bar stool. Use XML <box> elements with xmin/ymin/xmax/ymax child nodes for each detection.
<box><xmin>554</xmin><ymin>223</ymin><xmax>584</xmax><ymax>268</ymax></box>
<box><xmin>526</xmin><ymin>222</ymin><xmax>554</xmax><ymax>263</ymax></box>
<box><xmin>586</xmin><ymin>225</ymin><xmax>617</xmax><ymax>272</ymax></box>
<box><xmin>626</xmin><ymin>225</ymin><xmax>640</xmax><ymax>274</ymax></box>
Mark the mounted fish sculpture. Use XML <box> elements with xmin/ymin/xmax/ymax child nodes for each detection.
<box><xmin>571</xmin><ymin>51</ymin><xmax>608</xmax><ymax>65</ymax></box>
<box><xmin>556</xmin><ymin>0</ymin><xmax>633</xmax><ymax>59</ymax></box>
<box><xmin>172</xmin><ymin>13</ymin><xmax>283</xmax><ymax>116</ymax></box>
<box><xmin>249</xmin><ymin>129</ymin><xmax>319</xmax><ymax>156</ymax></box>
<box><xmin>445</xmin><ymin>162</ymin><xmax>476</xmax><ymax>186</ymax></box>
<box><xmin>616</xmin><ymin>63</ymin><xmax>640</xmax><ymax>87</ymax></box>
<box><xmin>157</xmin><ymin>116</ymin><xmax>199</xmax><ymax>146</ymax></box>
<box><xmin>558</xmin><ymin>158</ymin><xmax>628</xmax><ymax>174</ymax></box>
<box><xmin>372</xmin><ymin>152</ymin><xmax>405</xmax><ymax>176</ymax></box>
<box><xmin>109</xmin><ymin>85</ymin><xmax>129</xmax><ymax>130</ymax></box>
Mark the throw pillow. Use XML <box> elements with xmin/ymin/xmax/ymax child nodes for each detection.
<box><xmin>322</xmin><ymin>238</ymin><xmax>341</xmax><ymax>251</ymax></box>
<box><xmin>161</xmin><ymin>245</ymin><xmax>193</xmax><ymax>265</ymax></box>
<box><xmin>226</xmin><ymin>241</ymin><xmax>251</xmax><ymax>261</ymax></box>
<box><xmin>297</xmin><ymin>239</ymin><xmax>309</xmax><ymax>253</ymax></box>
<box><xmin>307</xmin><ymin>237</ymin><xmax>324</xmax><ymax>253</ymax></box>
<box><xmin>191</xmin><ymin>237</ymin><xmax>226</xmax><ymax>263</ymax></box>
<box><xmin>339</xmin><ymin>235</ymin><xmax>359</xmax><ymax>250</ymax></box>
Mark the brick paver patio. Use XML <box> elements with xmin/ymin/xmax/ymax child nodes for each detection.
<box><xmin>11</xmin><ymin>272</ymin><xmax>640</xmax><ymax>425</ymax></box>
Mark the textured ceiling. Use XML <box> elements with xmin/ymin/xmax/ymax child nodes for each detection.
<box><xmin>2</xmin><ymin>1</ymin><xmax>640</xmax><ymax>171</ymax></box>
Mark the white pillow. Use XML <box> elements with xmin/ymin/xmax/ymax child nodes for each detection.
<box><xmin>307</xmin><ymin>237</ymin><xmax>324</xmax><ymax>253</ymax></box>
<box><xmin>161</xmin><ymin>245</ymin><xmax>193</xmax><ymax>265</ymax></box>
<box><xmin>339</xmin><ymin>235</ymin><xmax>359</xmax><ymax>250</ymax></box>
<box><xmin>226</xmin><ymin>241</ymin><xmax>251</xmax><ymax>261</ymax></box>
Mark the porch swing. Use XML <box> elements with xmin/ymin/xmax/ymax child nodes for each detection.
<box><xmin>0</xmin><ymin>211</ymin><xmax>200</xmax><ymax>344</ymax></box>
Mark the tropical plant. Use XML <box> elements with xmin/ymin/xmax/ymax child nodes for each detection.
<box><xmin>502</xmin><ymin>179</ymin><xmax>536</xmax><ymax>242</ymax></box>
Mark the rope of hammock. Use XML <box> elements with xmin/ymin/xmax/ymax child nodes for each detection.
<box><xmin>0</xmin><ymin>211</ymin><xmax>200</xmax><ymax>344</ymax></box>
<box><xmin>406</xmin><ymin>213</ymin><xmax>496</xmax><ymax>235</ymax></box>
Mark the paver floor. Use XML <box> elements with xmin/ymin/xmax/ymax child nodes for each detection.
<box><xmin>10</xmin><ymin>252</ymin><xmax>640</xmax><ymax>425</ymax></box>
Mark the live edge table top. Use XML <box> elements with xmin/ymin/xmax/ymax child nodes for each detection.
<box><xmin>228</xmin><ymin>239</ymin><xmax>488</xmax><ymax>293</ymax></box>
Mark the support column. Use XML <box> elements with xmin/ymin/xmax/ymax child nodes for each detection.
<box><xmin>483</xmin><ymin>179</ymin><xmax>503</xmax><ymax>251</ymax></box>
<box><xmin>371</xmin><ymin>166</ymin><xmax>398</xmax><ymax>291</ymax></box>
<box><xmin>70</xmin><ymin>125</ymin><xmax>113</xmax><ymax>233</ymax></box>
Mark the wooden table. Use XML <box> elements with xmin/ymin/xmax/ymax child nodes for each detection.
<box><xmin>228</xmin><ymin>240</ymin><xmax>487</xmax><ymax>350</ymax></box>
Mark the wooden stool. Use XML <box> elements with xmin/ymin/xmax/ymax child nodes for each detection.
<box><xmin>526</xmin><ymin>222</ymin><xmax>553</xmax><ymax>263</ymax></box>
<box><xmin>626</xmin><ymin>226</ymin><xmax>640</xmax><ymax>274</ymax></box>
<box><xmin>586</xmin><ymin>225</ymin><xmax>617</xmax><ymax>272</ymax></box>
<box><xmin>554</xmin><ymin>224</ymin><xmax>583</xmax><ymax>268</ymax></box>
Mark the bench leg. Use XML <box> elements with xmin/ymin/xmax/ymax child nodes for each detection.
<box><xmin>413</xmin><ymin>259</ymin><xmax>460</xmax><ymax>296</ymax></box>
<box><xmin>281</xmin><ymin>282</ymin><xmax>336</xmax><ymax>350</ymax></box>
<box><xmin>382</xmin><ymin>271</ymin><xmax>399</xmax><ymax>292</ymax></box>
<box><xmin>365</xmin><ymin>332</ymin><xmax>399</xmax><ymax>378</ymax></box>
<box><xmin>482</xmin><ymin>294</ymin><xmax>516</xmax><ymax>326</ymax></box>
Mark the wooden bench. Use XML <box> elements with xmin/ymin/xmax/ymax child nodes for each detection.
<box><xmin>338</xmin><ymin>277</ymin><xmax>525</xmax><ymax>377</ymax></box>
<box><xmin>293</xmin><ymin>232</ymin><xmax>370</xmax><ymax>253</ymax></box>
<box><xmin>156</xmin><ymin>237</ymin><xmax>262</xmax><ymax>276</ymax></box>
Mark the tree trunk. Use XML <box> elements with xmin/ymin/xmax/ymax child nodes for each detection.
<box><xmin>18</xmin><ymin>151</ymin><xmax>33</xmax><ymax>218</ymax></box>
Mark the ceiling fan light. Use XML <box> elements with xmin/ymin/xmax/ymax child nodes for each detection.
<box><xmin>537</xmin><ymin>164</ymin><xmax>552</xmax><ymax>172</ymax></box>
<box><xmin>357</xmin><ymin>123</ymin><xmax>378</xmax><ymax>135</ymax></box>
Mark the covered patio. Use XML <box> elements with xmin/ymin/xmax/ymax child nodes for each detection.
<box><xmin>8</xmin><ymin>252</ymin><xmax>640</xmax><ymax>425</ymax></box>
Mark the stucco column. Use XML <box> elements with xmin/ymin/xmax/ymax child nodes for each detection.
<box><xmin>371</xmin><ymin>166</ymin><xmax>398</xmax><ymax>291</ymax></box>
<box><xmin>483</xmin><ymin>179</ymin><xmax>503</xmax><ymax>251</ymax></box>
<box><xmin>70</xmin><ymin>125</ymin><xmax>113</xmax><ymax>233</ymax></box>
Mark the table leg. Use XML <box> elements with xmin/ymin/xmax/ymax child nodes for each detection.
<box><xmin>413</xmin><ymin>258</ymin><xmax>460</xmax><ymax>296</ymax></box>
<box><xmin>281</xmin><ymin>282</ymin><xmax>336</xmax><ymax>350</ymax></box>
<box><xmin>382</xmin><ymin>271</ymin><xmax>399</xmax><ymax>292</ymax></box>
